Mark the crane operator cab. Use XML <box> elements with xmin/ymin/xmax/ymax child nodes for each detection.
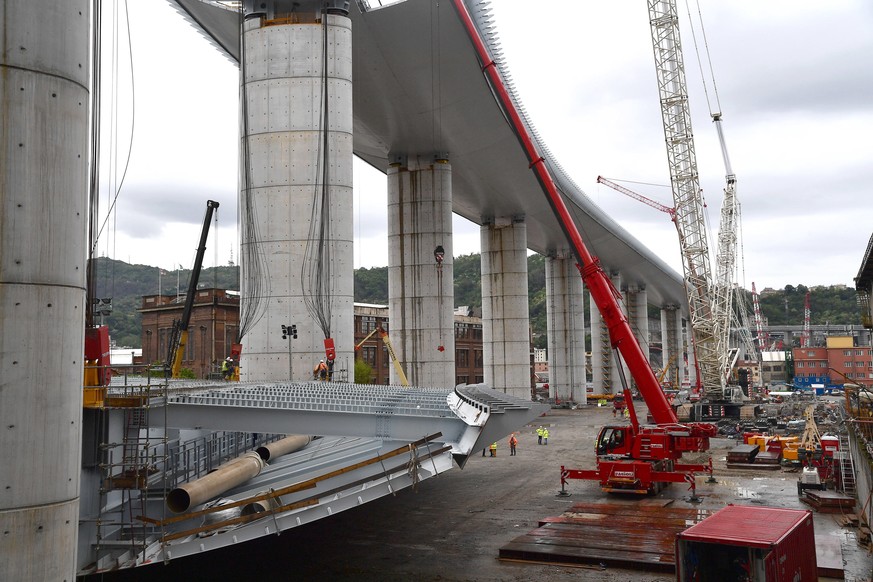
<box><xmin>596</xmin><ymin>426</ymin><xmax>632</xmax><ymax>457</ymax></box>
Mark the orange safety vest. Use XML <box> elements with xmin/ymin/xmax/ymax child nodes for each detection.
<box><xmin>509</xmin><ymin>435</ymin><xmax>518</xmax><ymax>446</ymax></box>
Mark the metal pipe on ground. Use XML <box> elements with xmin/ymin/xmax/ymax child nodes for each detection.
<box><xmin>167</xmin><ymin>452</ymin><xmax>265</xmax><ymax>513</ymax></box>
<box><xmin>256</xmin><ymin>435</ymin><xmax>312</xmax><ymax>461</ymax></box>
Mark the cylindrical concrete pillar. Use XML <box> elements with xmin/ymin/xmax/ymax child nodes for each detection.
<box><xmin>589</xmin><ymin>290</ymin><xmax>611</xmax><ymax>394</ymax></box>
<box><xmin>0</xmin><ymin>2</ymin><xmax>90</xmax><ymax>579</ymax></box>
<box><xmin>626</xmin><ymin>285</ymin><xmax>649</xmax><ymax>394</ymax></box>
<box><xmin>387</xmin><ymin>157</ymin><xmax>454</xmax><ymax>388</ymax></box>
<box><xmin>239</xmin><ymin>13</ymin><xmax>354</xmax><ymax>382</ymax></box>
<box><xmin>660</xmin><ymin>305</ymin><xmax>682</xmax><ymax>388</ymax></box>
<box><xmin>545</xmin><ymin>253</ymin><xmax>586</xmax><ymax>403</ymax></box>
<box><xmin>481</xmin><ymin>218</ymin><xmax>530</xmax><ymax>400</ymax></box>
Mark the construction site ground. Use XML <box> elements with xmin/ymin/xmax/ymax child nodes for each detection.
<box><xmin>101</xmin><ymin>400</ymin><xmax>872</xmax><ymax>582</ymax></box>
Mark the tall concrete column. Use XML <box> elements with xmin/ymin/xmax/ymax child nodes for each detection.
<box><xmin>683</xmin><ymin>317</ymin><xmax>696</xmax><ymax>389</ymax></box>
<box><xmin>239</xmin><ymin>12</ymin><xmax>354</xmax><ymax>382</ymax></box>
<box><xmin>387</xmin><ymin>156</ymin><xmax>454</xmax><ymax>388</ymax></box>
<box><xmin>625</xmin><ymin>285</ymin><xmax>649</xmax><ymax>393</ymax></box>
<box><xmin>545</xmin><ymin>253</ymin><xmax>586</xmax><ymax>403</ymax></box>
<box><xmin>481</xmin><ymin>217</ymin><xmax>530</xmax><ymax>400</ymax></box>
<box><xmin>0</xmin><ymin>2</ymin><xmax>89</xmax><ymax>579</ymax></box>
<box><xmin>589</xmin><ymin>291</ymin><xmax>611</xmax><ymax>394</ymax></box>
<box><xmin>660</xmin><ymin>305</ymin><xmax>682</xmax><ymax>388</ymax></box>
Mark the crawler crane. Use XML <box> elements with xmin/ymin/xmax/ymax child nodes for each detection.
<box><xmin>453</xmin><ymin>0</ymin><xmax>716</xmax><ymax>499</ymax></box>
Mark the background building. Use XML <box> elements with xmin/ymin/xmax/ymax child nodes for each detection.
<box><xmin>139</xmin><ymin>289</ymin><xmax>240</xmax><ymax>378</ymax></box>
<box><xmin>793</xmin><ymin>336</ymin><xmax>873</xmax><ymax>387</ymax></box>
<box><xmin>140</xmin><ymin>294</ymin><xmax>489</xmax><ymax>384</ymax></box>
<box><xmin>353</xmin><ymin>304</ymin><xmax>486</xmax><ymax>386</ymax></box>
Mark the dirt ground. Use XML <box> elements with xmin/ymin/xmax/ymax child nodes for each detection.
<box><xmin>97</xmin><ymin>404</ymin><xmax>872</xmax><ymax>582</ymax></box>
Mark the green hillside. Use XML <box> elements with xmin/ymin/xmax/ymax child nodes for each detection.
<box><xmin>92</xmin><ymin>256</ymin><xmax>860</xmax><ymax>349</ymax></box>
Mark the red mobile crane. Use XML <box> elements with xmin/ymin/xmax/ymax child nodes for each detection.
<box><xmin>452</xmin><ymin>1</ymin><xmax>716</xmax><ymax>497</ymax></box>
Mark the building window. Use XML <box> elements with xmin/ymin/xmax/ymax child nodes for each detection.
<box><xmin>807</xmin><ymin>351</ymin><xmax>815</xmax><ymax>357</ymax></box>
<box><xmin>844</xmin><ymin>350</ymin><xmax>852</xmax><ymax>356</ymax></box>
<box><xmin>797</xmin><ymin>362</ymin><xmax>804</xmax><ymax>368</ymax></box>
<box><xmin>362</xmin><ymin>346</ymin><xmax>377</xmax><ymax>366</ymax></box>
<box><xmin>362</xmin><ymin>317</ymin><xmax>377</xmax><ymax>334</ymax></box>
<box><xmin>185</xmin><ymin>328</ymin><xmax>195</xmax><ymax>361</ymax></box>
<box><xmin>820</xmin><ymin>362</ymin><xmax>827</xmax><ymax>368</ymax></box>
<box><xmin>472</xmin><ymin>326</ymin><xmax>483</xmax><ymax>340</ymax></box>
<box><xmin>457</xmin><ymin>349</ymin><xmax>469</xmax><ymax>367</ymax></box>
<box><xmin>455</xmin><ymin>323</ymin><xmax>468</xmax><ymax>339</ymax></box>
<box><xmin>474</xmin><ymin>350</ymin><xmax>483</xmax><ymax>368</ymax></box>
<box><xmin>474</xmin><ymin>375</ymin><xmax>484</xmax><ymax>384</ymax></box>
<box><xmin>857</xmin><ymin>350</ymin><xmax>865</xmax><ymax>356</ymax></box>
<box><xmin>456</xmin><ymin>375</ymin><xmax>469</xmax><ymax>385</ymax></box>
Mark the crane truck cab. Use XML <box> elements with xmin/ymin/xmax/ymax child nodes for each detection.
<box><xmin>596</xmin><ymin>426</ymin><xmax>631</xmax><ymax>457</ymax></box>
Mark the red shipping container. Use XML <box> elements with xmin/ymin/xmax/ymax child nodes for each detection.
<box><xmin>676</xmin><ymin>505</ymin><xmax>816</xmax><ymax>582</ymax></box>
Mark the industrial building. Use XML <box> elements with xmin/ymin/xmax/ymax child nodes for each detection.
<box><xmin>140</xmin><ymin>294</ymin><xmax>488</xmax><ymax>386</ymax></box>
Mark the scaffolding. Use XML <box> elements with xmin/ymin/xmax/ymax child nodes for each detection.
<box><xmin>83</xmin><ymin>365</ymin><xmax>278</xmax><ymax>571</ymax></box>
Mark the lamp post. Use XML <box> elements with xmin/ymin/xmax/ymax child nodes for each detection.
<box><xmin>281</xmin><ymin>324</ymin><xmax>298</xmax><ymax>381</ymax></box>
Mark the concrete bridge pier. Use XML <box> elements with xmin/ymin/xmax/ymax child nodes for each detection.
<box><xmin>239</xmin><ymin>11</ymin><xmax>354</xmax><ymax>382</ymax></box>
<box><xmin>387</xmin><ymin>155</ymin><xmax>455</xmax><ymax>388</ymax></box>
<box><xmin>590</xmin><ymin>272</ymin><xmax>632</xmax><ymax>395</ymax></box>
<box><xmin>480</xmin><ymin>217</ymin><xmax>530</xmax><ymax>400</ymax></box>
<box><xmin>660</xmin><ymin>305</ymin><xmax>683</xmax><ymax>388</ymax></box>
<box><xmin>545</xmin><ymin>253</ymin><xmax>587</xmax><ymax>404</ymax></box>
<box><xmin>0</xmin><ymin>2</ymin><xmax>89</xmax><ymax>579</ymax></box>
<box><xmin>625</xmin><ymin>285</ymin><xmax>649</xmax><ymax>394</ymax></box>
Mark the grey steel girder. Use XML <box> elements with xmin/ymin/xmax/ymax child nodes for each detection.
<box><xmin>154</xmin><ymin>382</ymin><xmax>548</xmax><ymax>468</ymax></box>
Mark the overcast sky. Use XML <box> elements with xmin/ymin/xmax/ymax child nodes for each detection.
<box><xmin>99</xmin><ymin>0</ymin><xmax>873</xmax><ymax>292</ymax></box>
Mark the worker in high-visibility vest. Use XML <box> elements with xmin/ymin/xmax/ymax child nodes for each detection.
<box><xmin>313</xmin><ymin>359</ymin><xmax>328</xmax><ymax>381</ymax></box>
<box><xmin>508</xmin><ymin>434</ymin><xmax>518</xmax><ymax>456</ymax></box>
<box><xmin>536</xmin><ymin>426</ymin><xmax>544</xmax><ymax>445</ymax></box>
<box><xmin>542</xmin><ymin>428</ymin><xmax>550</xmax><ymax>445</ymax></box>
<box><xmin>489</xmin><ymin>442</ymin><xmax>498</xmax><ymax>457</ymax></box>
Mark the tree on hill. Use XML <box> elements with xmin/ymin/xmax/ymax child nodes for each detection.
<box><xmin>88</xmin><ymin>256</ymin><xmax>862</xmax><ymax>351</ymax></box>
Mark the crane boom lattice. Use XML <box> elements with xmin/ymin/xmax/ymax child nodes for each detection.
<box><xmin>647</xmin><ymin>0</ymin><xmax>723</xmax><ymax>399</ymax></box>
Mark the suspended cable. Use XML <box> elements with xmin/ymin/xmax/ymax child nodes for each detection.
<box><xmin>302</xmin><ymin>11</ymin><xmax>335</xmax><ymax>340</ymax></box>
<box><xmin>92</xmin><ymin>0</ymin><xmax>135</xmax><ymax>256</ymax></box>
<box><xmin>237</xmin><ymin>5</ymin><xmax>270</xmax><ymax>342</ymax></box>
<box><xmin>86</xmin><ymin>0</ymin><xmax>103</xmax><ymax>327</ymax></box>
<box><xmin>683</xmin><ymin>0</ymin><xmax>721</xmax><ymax>116</ymax></box>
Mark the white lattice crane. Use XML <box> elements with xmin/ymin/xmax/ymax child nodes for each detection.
<box><xmin>801</xmin><ymin>291</ymin><xmax>811</xmax><ymax>348</ymax></box>
<box><xmin>646</xmin><ymin>0</ymin><xmax>727</xmax><ymax>399</ymax></box>
<box><xmin>751</xmin><ymin>282</ymin><xmax>770</xmax><ymax>352</ymax></box>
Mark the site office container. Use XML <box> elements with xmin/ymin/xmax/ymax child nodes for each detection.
<box><xmin>675</xmin><ymin>505</ymin><xmax>816</xmax><ymax>582</ymax></box>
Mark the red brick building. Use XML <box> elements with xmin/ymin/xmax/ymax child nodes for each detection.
<box><xmin>353</xmin><ymin>304</ymin><xmax>485</xmax><ymax>386</ymax></box>
<box><xmin>139</xmin><ymin>289</ymin><xmax>240</xmax><ymax>378</ymax></box>
<box><xmin>793</xmin><ymin>337</ymin><xmax>873</xmax><ymax>385</ymax></box>
<box><xmin>140</xmin><ymin>296</ymin><xmax>486</xmax><ymax>383</ymax></box>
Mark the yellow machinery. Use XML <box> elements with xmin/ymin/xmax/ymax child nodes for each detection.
<box><xmin>354</xmin><ymin>326</ymin><xmax>409</xmax><ymax>387</ymax></box>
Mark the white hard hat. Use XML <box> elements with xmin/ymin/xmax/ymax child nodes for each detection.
<box><xmin>320</xmin><ymin>359</ymin><xmax>325</xmax><ymax>362</ymax></box>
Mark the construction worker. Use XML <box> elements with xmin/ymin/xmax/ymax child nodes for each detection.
<box><xmin>313</xmin><ymin>359</ymin><xmax>328</xmax><ymax>381</ymax></box>
<box><xmin>489</xmin><ymin>442</ymin><xmax>497</xmax><ymax>457</ymax></box>
<box><xmin>542</xmin><ymin>427</ymin><xmax>550</xmax><ymax>445</ymax></box>
<box><xmin>536</xmin><ymin>426</ymin><xmax>544</xmax><ymax>445</ymax></box>
<box><xmin>508</xmin><ymin>434</ymin><xmax>518</xmax><ymax>456</ymax></box>
<box><xmin>221</xmin><ymin>357</ymin><xmax>234</xmax><ymax>380</ymax></box>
